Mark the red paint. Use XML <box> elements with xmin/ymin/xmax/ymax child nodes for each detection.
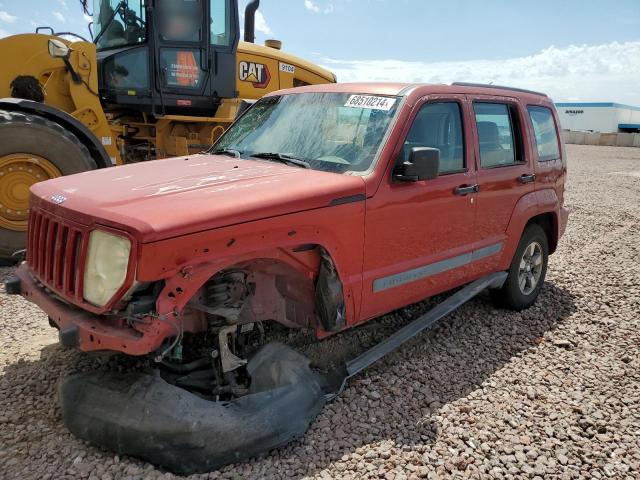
<box><xmin>19</xmin><ymin>83</ymin><xmax>567</xmax><ymax>355</ymax></box>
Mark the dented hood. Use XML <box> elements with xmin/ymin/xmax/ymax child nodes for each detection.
<box><xmin>30</xmin><ymin>155</ymin><xmax>366</xmax><ymax>242</ymax></box>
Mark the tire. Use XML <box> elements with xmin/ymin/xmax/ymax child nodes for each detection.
<box><xmin>492</xmin><ymin>223</ymin><xmax>549</xmax><ymax>311</ymax></box>
<box><xmin>0</xmin><ymin>110</ymin><xmax>97</xmax><ymax>263</ymax></box>
<box><xmin>60</xmin><ymin>343</ymin><xmax>326</xmax><ymax>475</ymax></box>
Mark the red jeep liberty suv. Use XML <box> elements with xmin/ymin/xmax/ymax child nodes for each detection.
<box><xmin>7</xmin><ymin>82</ymin><xmax>568</xmax><ymax>471</ymax></box>
<box><xmin>11</xmin><ymin>81</ymin><xmax>567</xmax><ymax>358</ymax></box>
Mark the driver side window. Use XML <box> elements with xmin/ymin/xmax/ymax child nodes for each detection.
<box><xmin>403</xmin><ymin>102</ymin><xmax>465</xmax><ymax>174</ymax></box>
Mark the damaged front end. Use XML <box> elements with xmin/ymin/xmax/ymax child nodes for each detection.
<box><xmin>14</xmin><ymin>227</ymin><xmax>354</xmax><ymax>473</ymax></box>
<box><xmin>57</xmin><ymin>263</ymin><xmax>506</xmax><ymax>474</ymax></box>
<box><xmin>56</xmin><ymin>247</ymin><xmax>349</xmax><ymax>474</ymax></box>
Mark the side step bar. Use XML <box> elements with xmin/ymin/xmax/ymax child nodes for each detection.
<box><xmin>326</xmin><ymin>271</ymin><xmax>507</xmax><ymax>398</ymax></box>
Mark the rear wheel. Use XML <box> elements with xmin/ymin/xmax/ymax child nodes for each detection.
<box><xmin>0</xmin><ymin>110</ymin><xmax>96</xmax><ymax>264</ymax></box>
<box><xmin>492</xmin><ymin>223</ymin><xmax>549</xmax><ymax>310</ymax></box>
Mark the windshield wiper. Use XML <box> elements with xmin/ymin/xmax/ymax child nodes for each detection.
<box><xmin>250</xmin><ymin>152</ymin><xmax>311</xmax><ymax>169</ymax></box>
<box><xmin>210</xmin><ymin>148</ymin><xmax>242</xmax><ymax>158</ymax></box>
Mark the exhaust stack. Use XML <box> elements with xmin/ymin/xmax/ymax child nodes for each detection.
<box><xmin>243</xmin><ymin>0</ymin><xmax>260</xmax><ymax>43</ymax></box>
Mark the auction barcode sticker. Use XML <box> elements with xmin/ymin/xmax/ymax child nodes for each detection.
<box><xmin>344</xmin><ymin>95</ymin><xmax>396</xmax><ymax>111</ymax></box>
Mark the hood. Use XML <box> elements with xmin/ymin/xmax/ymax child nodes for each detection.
<box><xmin>30</xmin><ymin>155</ymin><xmax>366</xmax><ymax>242</ymax></box>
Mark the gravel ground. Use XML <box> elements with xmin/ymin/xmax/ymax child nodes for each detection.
<box><xmin>1</xmin><ymin>144</ymin><xmax>639</xmax><ymax>480</ymax></box>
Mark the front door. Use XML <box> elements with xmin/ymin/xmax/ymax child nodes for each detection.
<box><xmin>469</xmin><ymin>95</ymin><xmax>536</xmax><ymax>273</ymax></box>
<box><xmin>360</xmin><ymin>96</ymin><xmax>478</xmax><ymax>321</ymax></box>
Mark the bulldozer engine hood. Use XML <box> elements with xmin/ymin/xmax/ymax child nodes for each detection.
<box><xmin>29</xmin><ymin>154</ymin><xmax>366</xmax><ymax>242</ymax></box>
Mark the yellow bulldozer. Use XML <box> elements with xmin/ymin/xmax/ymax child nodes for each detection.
<box><xmin>0</xmin><ymin>0</ymin><xmax>335</xmax><ymax>262</ymax></box>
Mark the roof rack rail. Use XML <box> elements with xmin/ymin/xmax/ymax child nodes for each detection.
<box><xmin>451</xmin><ymin>82</ymin><xmax>548</xmax><ymax>98</ymax></box>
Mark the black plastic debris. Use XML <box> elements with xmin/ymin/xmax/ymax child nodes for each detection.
<box><xmin>59</xmin><ymin>343</ymin><xmax>326</xmax><ymax>475</ymax></box>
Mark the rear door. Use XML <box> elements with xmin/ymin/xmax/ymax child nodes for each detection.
<box><xmin>469</xmin><ymin>96</ymin><xmax>536</xmax><ymax>272</ymax></box>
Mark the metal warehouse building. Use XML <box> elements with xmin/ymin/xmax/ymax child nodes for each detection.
<box><xmin>555</xmin><ymin>102</ymin><xmax>640</xmax><ymax>133</ymax></box>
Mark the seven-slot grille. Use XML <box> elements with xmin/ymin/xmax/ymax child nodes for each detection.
<box><xmin>26</xmin><ymin>209</ymin><xmax>86</xmax><ymax>300</ymax></box>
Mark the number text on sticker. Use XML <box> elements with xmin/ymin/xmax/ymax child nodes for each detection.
<box><xmin>279</xmin><ymin>63</ymin><xmax>295</xmax><ymax>74</ymax></box>
<box><xmin>344</xmin><ymin>95</ymin><xmax>396</xmax><ymax>111</ymax></box>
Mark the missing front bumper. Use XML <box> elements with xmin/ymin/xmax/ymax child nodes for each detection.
<box><xmin>13</xmin><ymin>263</ymin><xmax>170</xmax><ymax>355</ymax></box>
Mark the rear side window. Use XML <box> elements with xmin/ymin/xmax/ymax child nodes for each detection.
<box><xmin>474</xmin><ymin>103</ymin><xmax>522</xmax><ymax>168</ymax></box>
<box><xmin>528</xmin><ymin>106</ymin><xmax>561</xmax><ymax>161</ymax></box>
<box><xmin>403</xmin><ymin>102</ymin><xmax>464</xmax><ymax>173</ymax></box>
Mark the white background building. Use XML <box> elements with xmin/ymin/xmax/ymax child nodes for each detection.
<box><xmin>555</xmin><ymin>103</ymin><xmax>640</xmax><ymax>133</ymax></box>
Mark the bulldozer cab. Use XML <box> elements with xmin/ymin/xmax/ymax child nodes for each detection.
<box><xmin>94</xmin><ymin>0</ymin><xmax>239</xmax><ymax>115</ymax></box>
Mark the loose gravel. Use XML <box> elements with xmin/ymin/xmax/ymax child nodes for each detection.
<box><xmin>1</xmin><ymin>144</ymin><xmax>639</xmax><ymax>480</ymax></box>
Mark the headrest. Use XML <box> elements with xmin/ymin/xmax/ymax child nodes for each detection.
<box><xmin>477</xmin><ymin>121</ymin><xmax>500</xmax><ymax>145</ymax></box>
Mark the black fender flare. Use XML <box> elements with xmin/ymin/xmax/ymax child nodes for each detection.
<box><xmin>0</xmin><ymin>98</ymin><xmax>112</xmax><ymax>169</ymax></box>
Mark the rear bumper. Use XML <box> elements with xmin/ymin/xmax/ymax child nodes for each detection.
<box><xmin>13</xmin><ymin>263</ymin><xmax>171</xmax><ymax>355</ymax></box>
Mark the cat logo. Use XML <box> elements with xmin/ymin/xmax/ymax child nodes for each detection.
<box><xmin>238</xmin><ymin>61</ymin><xmax>271</xmax><ymax>89</ymax></box>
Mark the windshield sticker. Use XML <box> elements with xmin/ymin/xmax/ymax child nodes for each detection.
<box><xmin>344</xmin><ymin>95</ymin><xmax>396</xmax><ymax>111</ymax></box>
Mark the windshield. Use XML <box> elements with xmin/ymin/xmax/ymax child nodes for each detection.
<box><xmin>94</xmin><ymin>0</ymin><xmax>146</xmax><ymax>50</ymax></box>
<box><xmin>212</xmin><ymin>93</ymin><xmax>400</xmax><ymax>173</ymax></box>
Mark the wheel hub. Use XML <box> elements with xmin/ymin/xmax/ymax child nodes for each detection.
<box><xmin>518</xmin><ymin>241</ymin><xmax>543</xmax><ymax>295</ymax></box>
<box><xmin>0</xmin><ymin>154</ymin><xmax>61</xmax><ymax>231</ymax></box>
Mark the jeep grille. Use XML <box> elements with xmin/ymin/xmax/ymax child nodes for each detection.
<box><xmin>26</xmin><ymin>208</ymin><xmax>86</xmax><ymax>301</ymax></box>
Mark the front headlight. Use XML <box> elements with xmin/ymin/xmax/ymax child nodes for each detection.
<box><xmin>83</xmin><ymin>230</ymin><xmax>131</xmax><ymax>307</ymax></box>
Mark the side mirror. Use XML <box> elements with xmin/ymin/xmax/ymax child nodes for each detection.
<box><xmin>394</xmin><ymin>147</ymin><xmax>440</xmax><ymax>182</ymax></box>
<box><xmin>48</xmin><ymin>39</ymin><xmax>70</xmax><ymax>59</ymax></box>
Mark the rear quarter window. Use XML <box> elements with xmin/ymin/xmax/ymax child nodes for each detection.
<box><xmin>527</xmin><ymin>106</ymin><xmax>561</xmax><ymax>161</ymax></box>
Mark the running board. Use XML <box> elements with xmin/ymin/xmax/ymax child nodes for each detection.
<box><xmin>325</xmin><ymin>271</ymin><xmax>507</xmax><ymax>398</ymax></box>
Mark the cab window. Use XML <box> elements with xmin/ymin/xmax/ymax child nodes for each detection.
<box><xmin>159</xmin><ymin>49</ymin><xmax>205</xmax><ymax>89</ymax></box>
<box><xmin>158</xmin><ymin>0</ymin><xmax>203</xmax><ymax>42</ymax></box>
<box><xmin>402</xmin><ymin>102</ymin><xmax>465</xmax><ymax>174</ymax></box>
<box><xmin>527</xmin><ymin>106</ymin><xmax>561</xmax><ymax>161</ymax></box>
<box><xmin>210</xmin><ymin>0</ymin><xmax>231</xmax><ymax>46</ymax></box>
<box><xmin>94</xmin><ymin>0</ymin><xmax>146</xmax><ymax>50</ymax></box>
<box><xmin>104</xmin><ymin>49</ymin><xmax>150</xmax><ymax>90</ymax></box>
<box><xmin>474</xmin><ymin>102</ymin><xmax>523</xmax><ymax>168</ymax></box>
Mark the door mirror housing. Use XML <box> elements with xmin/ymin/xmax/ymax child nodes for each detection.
<box><xmin>394</xmin><ymin>147</ymin><xmax>440</xmax><ymax>182</ymax></box>
<box><xmin>48</xmin><ymin>39</ymin><xmax>70</xmax><ymax>59</ymax></box>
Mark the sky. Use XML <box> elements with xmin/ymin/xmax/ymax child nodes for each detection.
<box><xmin>1</xmin><ymin>0</ymin><xmax>639</xmax><ymax>104</ymax></box>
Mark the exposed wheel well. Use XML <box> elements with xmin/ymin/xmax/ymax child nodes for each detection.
<box><xmin>526</xmin><ymin>212</ymin><xmax>558</xmax><ymax>254</ymax></box>
<box><xmin>182</xmin><ymin>247</ymin><xmax>346</xmax><ymax>333</ymax></box>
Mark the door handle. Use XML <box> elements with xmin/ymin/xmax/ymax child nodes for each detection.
<box><xmin>454</xmin><ymin>184</ymin><xmax>479</xmax><ymax>196</ymax></box>
<box><xmin>518</xmin><ymin>174</ymin><xmax>536</xmax><ymax>184</ymax></box>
